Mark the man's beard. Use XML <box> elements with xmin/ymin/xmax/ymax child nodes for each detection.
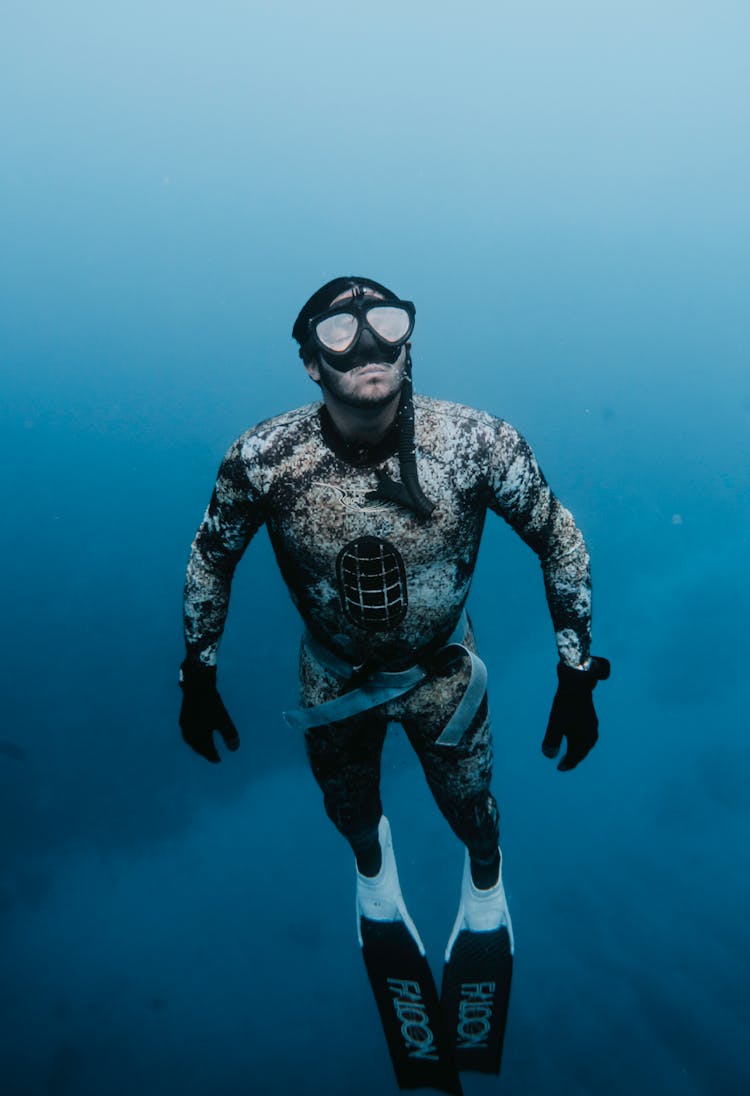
<box><xmin>316</xmin><ymin>357</ymin><xmax>406</xmax><ymax>410</ymax></box>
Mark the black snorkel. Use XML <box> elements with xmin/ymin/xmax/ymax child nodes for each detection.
<box><xmin>366</xmin><ymin>347</ymin><xmax>435</xmax><ymax>519</ymax></box>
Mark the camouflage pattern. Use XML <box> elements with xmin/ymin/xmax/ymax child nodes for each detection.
<box><xmin>184</xmin><ymin>395</ymin><xmax>591</xmax><ymax>670</ymax></box>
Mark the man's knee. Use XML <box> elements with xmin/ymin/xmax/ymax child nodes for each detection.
<box><xmin>449</xmin><ymin>790</ymin><xmax>500</xmax><ymax>861</ymax></box>
<box><xmin>323</xmin><ymin>790</ymin><xmax>383</xmax><ymax>848</ymax></box>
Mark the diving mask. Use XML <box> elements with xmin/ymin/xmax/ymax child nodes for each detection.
<box><xmin>306</xmin><ymin>295</ymin><xmax>415</xmax><ymax>371</ymax></box>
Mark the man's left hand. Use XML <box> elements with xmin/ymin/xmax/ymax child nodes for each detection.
<box><xmin>542</xmin><ymin>656</ymin><xmax>610</xmax><ymax>772</ymax></box>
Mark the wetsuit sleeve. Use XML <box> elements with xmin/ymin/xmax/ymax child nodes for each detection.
<box><xmin>183</xmin><ymin>436</ymin><xmax>266</xmax><ymax>666</ymax></box>
<box><xmin>486</xmin><ymin>422</ymin><xmax>591</xmax><ymax>667</ymax></box>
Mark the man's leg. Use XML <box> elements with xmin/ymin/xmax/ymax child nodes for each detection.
<box><xmin>305</xmin><ymin>713</ymin><xmax>426</xmax><ymax>947</ymax></box>
<box><xmin>399</xmin><ymin>669</ymin><xmax>500</xmax><ymax>888</ymax></box>
<box><xmin>304</xmin><ymin>710</ymin><xmax>388</xmax><ymax>876</ymax></box>
<box><xmin>399</xmin><ymin>664</ymin><xmax>514</xmax><ymax>1076</ymax></box>
<box><xmin>299</xmin><ymin>638</ymin><xmax>389</xmax><ymax>875</ymax></box>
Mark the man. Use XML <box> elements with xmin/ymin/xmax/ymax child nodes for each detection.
<box><xmin>179</xmin><ymin>276</ymin><xmax>609</xmax><ymax>1083</ymax></box>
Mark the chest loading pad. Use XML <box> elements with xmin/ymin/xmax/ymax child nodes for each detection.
<box><xmin>335</xmin><ymin>536</ymin><xmax>408</xmax><ymax>631</ymax></box>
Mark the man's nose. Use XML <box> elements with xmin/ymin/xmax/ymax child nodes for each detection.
<box><xmin>356</xmin><ymin>328</ymin><xmax>379</xmax><ymax>355</ymax></box>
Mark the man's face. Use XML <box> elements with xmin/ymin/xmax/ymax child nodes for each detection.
<box><xmin>303</xmin><ymin>287</ymin><xmax>408</xmax><ymax>411</ymax></box>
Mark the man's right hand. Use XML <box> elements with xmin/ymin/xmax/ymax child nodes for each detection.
<box><xmin>542</xmin><ymin>656</ymin><xmax>610</xmax><ymax>772</ymax></box>
<box><xmin>179</xmin><ymin>661</ymin><xmax>240</xmax><ymax>763</ymax></box>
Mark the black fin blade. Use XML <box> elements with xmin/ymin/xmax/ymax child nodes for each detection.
<box><xmin>360</xmin><ymin>918</ymin><xmax>463</xmax><ymax>1095</ymax></box>
<box><xmin>440</xmin><ymin>927</ymin><xmax>513</xmax><ymax>1075</ymax></box>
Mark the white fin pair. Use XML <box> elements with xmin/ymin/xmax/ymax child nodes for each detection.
<box><xmin>355</xmin><ymin>817</ymin><xmax>513</xmax><ymax>961</ymax></box>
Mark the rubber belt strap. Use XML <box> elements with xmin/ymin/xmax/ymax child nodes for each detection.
<box><xmin>282</xmin><ymin>612</ymin><xmax>487</xmax><ymax>747</ymax></box>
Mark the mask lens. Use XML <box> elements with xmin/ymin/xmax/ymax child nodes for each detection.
<box><xmin>315</xmin><ymin>312</ymin><xmax>358</xmax><ymax>352</ymax></box>
<box><xmin>366</xmin><ymin>305</ymin><xmax>411</xmax><ymax>344</ymax></box>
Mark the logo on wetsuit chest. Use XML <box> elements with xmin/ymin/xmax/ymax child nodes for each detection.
<box><xmin>336</xmin><ymin>536</ymin><xmax>408</xmax><ymax>631</ymax></box>
<box><xmin>311</xmin><ymin>480</ymin><xmax>392</xmax><ymax>513</ymax></box>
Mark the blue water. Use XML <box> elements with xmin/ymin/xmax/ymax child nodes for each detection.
<box><xmin>2</xmin><ymin>3</ymin><xmax>749</xmax><ymax>1093</ymax></box>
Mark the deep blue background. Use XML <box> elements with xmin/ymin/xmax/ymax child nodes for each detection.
<box><xmin>1</xmin><ymin>2</ymin><xmax>748</xmax><ymax>1093</ymax></box>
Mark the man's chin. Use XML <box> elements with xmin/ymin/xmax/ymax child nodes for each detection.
<box><xmin>344</xmin><ymin>389</ymin><xmax>400</xmax><ymax>410</ymax></box>
<box><xmin>322</xmin><ymin>380</ymin><xmax>402</xmax><ymax>411</ymax></box>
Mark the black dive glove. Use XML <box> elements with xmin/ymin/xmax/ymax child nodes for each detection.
<box><xmin>179</xmin><ymin>660</ymin><xmax>240</xmax><ymax>764</ymax></box>
<box><xmin>542</xmin><ymin>656</ymin><xmax>610</xmax><ymax>772</ymax></box>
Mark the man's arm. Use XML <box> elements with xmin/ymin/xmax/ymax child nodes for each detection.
<box><xmin>184</xmin><ymin>436</ymin><xmax>266</xmax><ymax>666</ymax></box>
<box><xmin>487</xmin><ymin>421</ymin><xmax>591</xmax><ymax>668</ymax></box>
<box><xmin>486</xmin><ymin>419</ymin><xmax>609</xmax><ymax>771</ymax></box>
<box><xmin>180</xmin><ymin>435</ymin><xmax>266</xmax><ymax>763</ymax></box>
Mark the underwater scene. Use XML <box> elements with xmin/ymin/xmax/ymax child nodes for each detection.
<box><xmin>2</xmin><ymin>2</ymin><xmax>748</xmax><ymax>1093</ymax></box>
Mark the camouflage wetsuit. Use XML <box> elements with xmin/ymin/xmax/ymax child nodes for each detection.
<box><xmin>184</xmin><ymin>395</ymin><xmax>591</xmax><ymax>864</ymax></box>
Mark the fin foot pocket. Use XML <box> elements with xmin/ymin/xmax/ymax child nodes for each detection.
<box><xmin>356</xmin><ymin>816</ymin><xmax>425</xmax><ymax>954</ymax></box>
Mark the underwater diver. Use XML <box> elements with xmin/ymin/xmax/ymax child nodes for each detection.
<box><xmin>179</xmin><ymin>277</ymin><xmax>609</xmax><ymax>1090</ymax></box>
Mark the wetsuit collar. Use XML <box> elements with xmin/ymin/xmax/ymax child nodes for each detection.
<box><xmin>318</xmin><ymin>405</ymin><xmax>400</xmax><ymax>467</ymax></box>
